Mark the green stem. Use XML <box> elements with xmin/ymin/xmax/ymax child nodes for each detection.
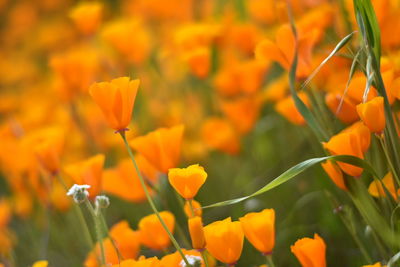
<box><xmin>187</xmin><ymin>199</ymin><xmax>196</xmax><ymax>218</ymax></box>
<box><xmin>201</xmin><ymin>250</ymin><xmax>210</xmax><ymax>267</ymax></box>
<box><xmin>266</xmin><ymin>254</ymin><xmax>276</xmax><ymax>267</ymax></box>
<box><xmin>55</xmin><ymin>174</ymin><xmax>94</xmax><ymax>250</ymax></box>
<box><xmin>119</xmin><ymin>132</ymin><xmax>192</xmax><ymax>267</ymax></box>
<box><xmin>85</xmin><ymin>200</ymin><xmax>106</xmax><ymax>266</ymax></box>
<box><xmin>378</xmin><ymin>135</ymin><xmax>400</xmax><ymax>187</ymax></box>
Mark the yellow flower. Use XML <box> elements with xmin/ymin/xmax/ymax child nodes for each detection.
<box><xmin>168</xmin><ymin>164</ymin><xmax>207</xmax><ymax>200</ymax></box>
<box><xmin>188</xmin><ymin>216</ymin><xmax>206</xmax><ymax>250</ymax></box>
<box><xmin>204</xmin><ymin>217</ymin><xmax>244</xmax><ymax>265</ymax></box>
<box><xmin>356</xmin><ymin>97</ymin><xmax>386</xmax><ymax>134</ymax></box>
<box><xmin>368</xmin><ymin>172</ymin><xmax>397</xmax><ymax>200</ymax></box>
<box><xmin>89</xmin><ymin>77</ymin><xmax>140</xmax><ymax>132</ymax></box>
<box><xmin>239</xmin><ymin>209</ymin><xmax>275</xmax><ymax>254</ymax></box>
<box><xmin>32</xmin><ymin>261</ymin><xmax>48</xmax><ymax>267</ymax></box>
<box><xmin>138</xmin><ymin>211</ymin><xmax>175</xmax><ymax>250</ymax></box>
<box><xmin>291</xmin><ymin>233</ymin><xmax>326</xmax><ymax>267</ymax></box>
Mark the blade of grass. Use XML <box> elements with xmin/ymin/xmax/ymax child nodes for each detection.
<box><xmin>203</xmin><ymin>155</ymin><xmax>378</xmax><ymax>209</ymax></box>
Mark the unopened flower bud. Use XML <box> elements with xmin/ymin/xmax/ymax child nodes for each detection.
<box><xmin>95</xmin><ymin>195</ymin><xmax>110</xmax><ymax>209</ymax></box>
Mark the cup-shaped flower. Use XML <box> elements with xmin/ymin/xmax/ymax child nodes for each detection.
<box><xmin>130</xmin><ymin>125</ymin><xmax>184</xmax><ymax>173</ymax></box>
<box><xmin>368</xmin><ymin>172</ymin><xmax>397</xmax><ymax>200</ymax></box>
<box><xmin>138</xmin><ymin>211</ymin><xmax>175</xmax><ymax>251</ymax></box>
<box><xmin>188</xmin><ymin>216</ymin><xmax>206</xmax><ymax>250</ymax></box>
<box><xmin>291</xmin><ymin>233</ymin><xmax>326</xmax><ymax>267</ymax></box>
<box><xmin>64</xmin><ymin>154</ymin><xmax>105</xmax><ymax>198</ymax></box>
<box><xmin>323</xmin><ymin>132</ymin><xmax>364</xmax><ymax>177</ymax></box>
<box><xmin>85</xmin><ymin>220</ymin><xmax>141</xmax><ymax>267</ymax></box>
<box><xmin>184</xmin><ymin>200</ymin><xmax>202</xmax><ymax>217</ymax></box>
<box><xmin>321</xmin><ymin>161</ymin><xmax>347</xmax><ymax>191</ymax></box>
<box><xmin>168</xmin><ymin>164</ymin><xmax>207</xmax><ymax>200</ymax></box>
<box><xmin>69</xmin><ymin>2</ymin><xmax>103</xmax><ymax>35</ymax></box>
<box><xmin>89</xmin><ymin>77</ymin><xmax>139</xmax><ymax>132</ymax></box>
<box><xmin>111</xmin><ymin>257</ymin><xmax>161</xmax><ymax>267</ymax></box>
<box><xmin>204</xmin><ymin>217</ymin><xmax>244</xmax><ymax>265</ymax></box>
<box><xmin>239</xmin><ymin>209</ymin><xmax>275</xmax><ymax>255</ymax></box>
<box><xmin>356</xmin><ymin>96</ymin><xmax>386</xmax><ymax>134</ymax></box>
<box><xmin>161</xmin><ymin>249</ymin><xmax>215</xmax><ymax>267</ymax></box>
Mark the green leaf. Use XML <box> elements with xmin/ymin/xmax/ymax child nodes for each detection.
<box><xmin>203</xmin><ymin>155</ymin><xmax>378</xmax><ymax>209</ymax></box>
<box><xmin>301</xmin><ymin>31</ymin><xmax>356</xmax><ymax>91</ymax></box>
<box><xmin>286</xmin><ymin>3</ymin><xmax>329</xmax><ymax>142</ymax></box>
<box><xmin>353</xmin><ymin>0</ymin><xmax>381</xmax><ymax>63</ymax></box>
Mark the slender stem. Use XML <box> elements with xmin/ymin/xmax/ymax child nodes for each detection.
<box><xmin>265</xmin><ymin>255</ymin><xmax>276</xmax><ymax>267</ymax></box>
<box><xmin>55</xmin><ymin>174</ymin><xmax>94</xmax><ymax>250</ymax></box>
<box><xmin>187</xmin><ymin>199</ymin><xmax>196</xmax><ymax>218</ymax></box>
<box><xmin>378</xmin><ymin>136</ymin><xmax>400</xmax><ymax>187</ymax></box>
<box><xmin>119</xmin><ymin>132</ymin><xmax>192</xmax><ymax>267</ymax></box>
<box><xmin>85</xmin><ymin>200</ymin><xmax>106</xmax><ymax>266</ymax></box>
<box><xmin>201</xmin><ymin>250</ymin><xmax>210</xmax><ymax>267</ymax></box>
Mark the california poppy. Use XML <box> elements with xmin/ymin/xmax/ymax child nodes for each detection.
<box><xmin>239</xmin><ymin>209</ymin><xmax>275</xmax><ymax>255</ymax></box>
<box><xmin>168</xmin><ymin>164</ymin><xmax>207</xmax><ymax>200</ymax></box>
<box><xmin>64</xmin><ymin>154</ymin><xmax>105</xmax><ymax>198</ymax></box>
<box><xmin>138</xmin><ymin>211</ymin><xmax>175</xmax><ymax>250</ymax></box>
<box><xmin>356</xmin><ymin>97</ymin><xmax>386</xmax><ymax>134</ymax></box>
<box><xmin>130</xmin><ymin>125</ymin><xmax>184</xmax><ymax>173</ymax></box>
<box><xmin>204</xmin><ymin>217</ymin><xmax>244</xmax><ymax>265</ymax></box>
<box><xmin>188</xmin><ymin>216</ymin><xmax>206</xmax><ymax>250</ymax></box>
<box><xmin>89</xmin><ymin>77</ymin><xmax>140</xmax><ymax>132</ymax></box>
<box><xmin>291</xmin><ymin>233</ymin><xmax>326</xmax><ymax>267</ymax></box>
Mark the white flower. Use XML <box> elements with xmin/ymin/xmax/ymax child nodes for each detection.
<box><xmin>66</xmin><ymin>184</ymin><xmax>91</xmax><ymax>203</ymax></box>
<box><xmin>179</xmin><ymin>255</ymin><xmax>201</xmax><ymax>267</ymax></box>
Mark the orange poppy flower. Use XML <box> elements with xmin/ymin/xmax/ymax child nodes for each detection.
<box><xmin>34</xmin><ymin>130</ymin><xmax>64</xmax><ymax>175</ymax></box>
<box><xmin>201</xmin><ymin>118</ymin><xmax>240</xmax><ymax>155</ymax></box>
<box><xmin>291</xmin><ymin>233</ymin><xmax>326</xmax><ymax>267</ymax></box>
<box><xmin>323</xmin><ymin>131</ymin><xmax>365</xmax><ymax>177</ymax></box>
<box><xmin>356</xmin><ymin>97</ymin><xmax>386</xmax><ymax>134</ymax></box>
<box><xmin>188</xmin><ymin>216</ymin><xmax>206</xmax><ymax>250</ymax></box>
<box><xmin>275</xmin><ymin>92</ymin><xmax>309</xmax><ymax>125</ymax></box>
<box><xmin>325</xmin><ymin>93</ymin><xmax>359</xmax><ymax>124</ymax></box>
<box><xmin>255</xmin><ymin>24</ymin><xmax>319</xmax><ymax>78</ymax></box>
<box><xmin>64</xmin><ymin>154</ymin><xmax>105</xmax><ymax>198</ymax></box>
<box><xmin>85</xmin><ymin>220</ymin><xmax>140</xmax><ymax>267</ymax></box>
<box><xmin>160</xmin><ymin>249</ymin><xmax>215</xmax><ymax>267</ymax></box>
<box><xmin>183</xmin><ymin>47</ymin><xmax>210</xmax><ymax>79</ymax></box>
<box><xmin>69</xmin><ymin>2</ymin><xmax>103</xmax><ymax>35</ymax></box>
<box><xmin>130</xmin><ymin>125</ymin><xmax>184</xmax><ymax>173</ymax></box>
<box><xmin>0</xmin><ymin>199</ymin><xmax>11</xmax><ymax>229</ymax></box>
<box><xmin>341</xmin><ymin>121</ymin><xmax>371</xmax><ymax>153</ymax></box>
<box><xmin>221</xmin><ymin>96</ymin><xmax>262</xmax><ymax>134</ymax></box>
<box><xmin>32</xmin><ymin>261</ymin><xmax>48</xmax><ymax>267</ymax></box>
<box><xmin>50</xmin><ymin>48</ymin><xmax>99</xmax><ymax>101</ymax></box>
<box><xmin>184</xmin><ymin>199</ymin><xmax>202</xmax><ymax>218</ymax></box>
<box><xmin>138</xmin><ymin>211</ymin><xmax>175</xmax><ymax>251</ymax></box>
<box><xmin>239</xmin><ymin>209</ymin><xmax>275</xmax><ymax>255</ymax></box>
<box><xmin>368</xmin><ymin>172</ymin><xmax>397</xmax><ymax>200</ymax></box>
<box><xmin>89</xmin><ymin>77</ymin><xmax>140</xmax><ymax>132</ymax></box>
<box><xmin>168</xmin><ymin>164</ymin><xmax>207</xmax><ymax>200</ymax></box>
<box><xmin>111</xmin><ymin>257</ymin><xmax>161</xmax><ymax>267</ymax></box>
<box><xmin>102</xmin><ymin>158</ymin><xmax>153</xmax><ymax>203</ymax></box>
<box><xmin>101</xmin><ymin>19</ymin><xmax>151</xmax><ymax>65</ymax></box>
<box><xmin>321</xmin><ymin>160</ymin><xmax>347</xmax><ymax>191</ymax></box>
<box><xmin>204</xmin><ymin>217</ymin><xmax>244</xmax><ymax>265</ymax></box>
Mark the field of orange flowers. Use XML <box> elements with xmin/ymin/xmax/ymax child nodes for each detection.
<box><xmin>2</xmin><ymin>0</ymin><xmax>400</xmax><ymax>266</ymax></box>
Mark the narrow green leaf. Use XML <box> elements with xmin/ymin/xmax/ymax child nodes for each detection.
<box><xmin>203</xmin><ymin>155</ymin><xmax>378</xmax><ymax>209</ymax></box>
<box><xmin>286</xmin><ymin>2</ymin><xmax>329</xmax><ymax>141</ymax></box>
<box><xmin>301</xmin><ymin>32</ymin><xmax>356</xmax><ymax>91</ymax></box>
